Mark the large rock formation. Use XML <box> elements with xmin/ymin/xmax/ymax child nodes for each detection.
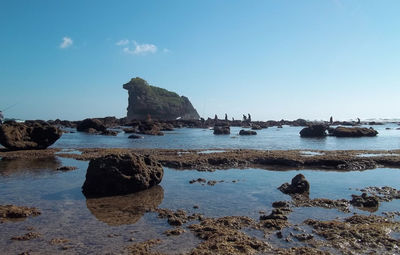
<box><xmin>0</xmin><ymin>121</ymin><xmax>62</xmax><ymax>150</ymax></box>
<box><xmin>123</xmin><ymin>77</ymin><xmax>200</xmax><ymax>121</ymax></box>
<box><xmin>82</xmin><ymin>153</ymin><xmax>163</xmax><ymax>197</ymax></box>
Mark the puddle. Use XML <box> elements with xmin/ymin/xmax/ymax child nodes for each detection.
<box><xmin>197</xmin><ymin>150</ymin><xmax>227</xmax><ymax>154</ymax></box>
<box><xmin>357</xmin><ymin>153</ymin><xmax>400</xmax><ymax>157</ymax></box>
<box><xmin>56</xmin><ymin>149</ymin><xmax>82</xmax><ymax>155</ymax></box>
<box><xmin>300</xmin><ymin>151</ymin><xmax>325</xmax><ymax>156</ymax></box>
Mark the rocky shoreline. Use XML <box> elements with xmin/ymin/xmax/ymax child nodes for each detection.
<box><xmin>2</xmin><ymin>147</ymin><xmax>400</xmax><ymax>171</ymax></box>
<box><xmin>1</xmin><ymin>148</ymin><xmax>400</xmax><ymax>254</ymax></box>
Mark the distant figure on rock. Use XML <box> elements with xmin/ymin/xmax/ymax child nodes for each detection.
<box><xmin>248</xmin><ymin>114</ymin><xmax>251</xmax><ymax>122</ymax></box>
<box><xmin>243</xmin><ymin>114</ymin><xmax>247</xmax><ymax>121</ymax></box>
<box><xmin>232</xmin><ymin>117</ymin><xmax>234</xmax><ymax>121</ymax></box>
<box><xmin>224</xmin><ymin>113</ymin><xmax>228</xmax><ymax>121</ymax></box>
<box><xmin>330</xmin><ymin>116</ymin><xmax>333</xmax><ymax>124</ymax></box>
<box><xmin>357</xmin><ymin>118</ymin><xmax>361</xmax><ymax>124</ymax></box>
<box><xmin>200</xmin><ymin>117</ymin><xmax>205</xmax><ymax>123</ymax></box>
<box><xmin>0</xmin><ymin>111</ymin><xmax>3</xmax><ymax>125</ymax></box>
<box><xmin>214</xmin><ymin>114</ymin><xmax>218</xmax><ymax>121</ymax></box>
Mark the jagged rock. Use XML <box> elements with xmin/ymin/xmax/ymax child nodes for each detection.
<box><xmin>332</xmin><ymin>126</ymin><xmax>378</xmax><ymax>137</ymax></box>
<box><xmin>239</xmin><ymin>129</ymin><xmax>257</xmax><ymax>135</ymax></box>
<box><xmin>0</xmin><ymin>121</ymin><xmax>62</xmax><ymax>150</ymax></box>
<box><xmin>299</xmin><ymin>124</ymin><xmax>327</xmax><ymax>137</ymax></box>
<box><xmin>350</xmin><ymin>193</ymin><xmax>379</xmax><ymax>210</ymax></box>
<box><xmin>213</xmin><ymin>126</ymin><xmax>230</xmax><ymax>135</ymax></box>
<box><xmin>123</xmin><ymin>77</ymin><xmax>200</xmax><ymax>121</ymax></box>
<box><xmin>82</xmin><ymin>153</ymin><xmax>163</xmax><ymax>197</ymax></box>
<box><xmin>278</xmin><ymin>174</ymin><xmax>310</xmax><ymax>195</ymax></box>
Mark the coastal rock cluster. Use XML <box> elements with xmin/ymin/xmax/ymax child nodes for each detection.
<box><xmin>123</xmin><ymin>77</ymin><xmax>200</xmax><ymax>121</ymax></box>
<box><xmin>82</xmin><ymin>153</ymin><xmax>163</xmax><ymax>197</ymax></box>
<box><xmin>0</xmin><ymin>121</ymin><xmax>62</xmax><ymax>150</ymax></box>
<box><xmin>300</xmin><ymin>125</ymin><xmax>378</xmax><ymax>138</ymax></box>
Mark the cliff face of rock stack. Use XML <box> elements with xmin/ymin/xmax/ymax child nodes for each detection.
<box><xmin>123</xmin><ymin>77</ymin><xmax>200</xmax><ymax>121</ymax></box>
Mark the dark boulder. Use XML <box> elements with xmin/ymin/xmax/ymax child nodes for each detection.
<box><xmin>239</xmin><ymin>129</ymin><xmax>257</xmax><ymax>135</ymax></box>
<box><xmin>82</xmin><ymin>153</ymin><xmax>163</xmax><ymax>197</ymax></box>
<box><xmin>332</xmin><ymin>126</ymin><xmax>378</xmax><ymax>137</ymax></box>
<box><xmin>0</xmin><ymin>121</ymin><xmax>62</xmax><ymax>150</ymax></box>
<box><xmin>77</xmin><ymin>118</ymin><xmax>107</xmax><ymax>133</ymax></box>
<box><xmin>299</xmin><ymin>124</ymin><xmax>327</xmax><ymax>138</ymax></box>
<box><xmin>278</xmin><ymin>174</ymin><xmax>310</xmax><ymax>195</ymax></box>
<box><xmin>213</xmin><ymin>126</ymin><xmax>230</xmax><ymax>135</ymax></box>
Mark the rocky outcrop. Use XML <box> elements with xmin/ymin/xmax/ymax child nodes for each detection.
<box><xmin>299</xmin><ymin>124</ymin><xmax>327</xmax><ymax>137</ymax></box>
<box><xmin>239</xmin><ymin>129</ymin><xmax>257</xmax><ymax>135</ymax></box>
<box><xmin>76</xmin><ymin>118</ymin><xmax>118</xmax><ymax>136</ymax></box>
<box><xmin>213</xmin><ymin>126</ymin><xmax>230</xmax><ymax>135</ymax></box>
<box><xmin>278</xmin><ymin>174</ymin><xmax>310</xmax><ymax>195</ymax></box>
<box><xmin>0</xmin><ymin>121</ymin><xmax>62</xmax><ymax>150</ymax></box>
<box><xmin>332</xmin><ymin>126</ymin><xmax>378</xmax><ymax>137</ymax></box>
<box><xmin>82</xmin><ymin>153</ymin><xmax>163</xmax><ymax>197</ymax></box>
<box><xmin>123</xmin><ymin>77</ymin><xmax>200</xmax><ymax>121</ymax></box>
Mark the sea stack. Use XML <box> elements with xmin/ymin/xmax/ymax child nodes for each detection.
<box><xmin>123</xmin><ymin>77</ymin><xmax>200</xmax><ymax>121</ymax></box>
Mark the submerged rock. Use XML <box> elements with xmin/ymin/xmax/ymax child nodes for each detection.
<box><xmin>0</xmin><ymin>121</ymin><xmax>62</xmax><ymax>150</ymax></box>
<box><xmin>278</xmin><ymin>174</ymin><xmax>310</xmax><ymax>196</ymax></box>
<box><xmin>332</xmin><ymin>126</ymin><xmax>378</xmax><ymax>137</ymax></box>
<box><xmin>0</xmin><ymin>205</ymin><xmax>41</xmax><ymax>223</ymax></box>
<box><xmin>299</xmin><ymin>124</ymin><xmax>327</xmax><ymax>137</ymax></box>
<box><xmin>82</xmin><ymin>153</ymin><xmax>163</xmax><ymax>197</ymax></box>
<box><xmin>239</xmin><ymin>129</ymin><xmax>257</xmax><ymax>135</ymax></box>
<box><xmin>123</xmin><ymin>77</ymin><xmax>200</xmax><ymax>121</ymax></box>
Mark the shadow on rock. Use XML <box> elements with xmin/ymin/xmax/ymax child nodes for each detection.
<box><xmin>0</xmin><ymin>157</ymin><xmax>61</xmax><ymax>177</ymax></box>
<box><xmin>85</xmin><ymin>185</ymin><xmax>164</xmax><ymax>226</ymax></box>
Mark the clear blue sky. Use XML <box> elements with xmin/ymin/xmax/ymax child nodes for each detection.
<box><xmin>1</xmin><ymin>0</ymin><xmax>399</xmax><ymax>121</ymax></box>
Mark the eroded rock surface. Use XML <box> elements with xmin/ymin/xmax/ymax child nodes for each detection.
<box><xmin>82</xmin><ymin>153</ymin><xmax>163</xmax><ymax>197</ymax></box>
<box><xmin>278</xmin><ymin>174</ymin><xmax>310</xmax><ymax>196</ymax></box>
<box><xmin>123</xmin><ymin>77</ymin><xmax>200</xmax><ymax>121</ymax></box>
<box><xmin>299</xmin><ymin>124</ymin><xmax>327</xmax><ymax>137</ymax></box>
<box><xmin>332</xmin><ymin>126</ymin><xmax>378</xmax><ymax>137</ymax></box>
<box><xmin>0</xmin><ymin>121</ymin><xmax>62</xmax><ymax>150</ymax></box>
<box><xmin>0</xmin><ymin>205</ymin><xmax>41</xmax><ymax>223</ymax></box>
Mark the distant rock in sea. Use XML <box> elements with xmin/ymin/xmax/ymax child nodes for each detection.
<box><xmin>123</xmin><ymin>77</ymin><xmax>200</xmax><ymax>121</ymax></box>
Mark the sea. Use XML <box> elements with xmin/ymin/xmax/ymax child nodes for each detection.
<box><xmin>1</xmin><ymin>123</ymin><xmax>400</xmax><ymax>254</ymax></box>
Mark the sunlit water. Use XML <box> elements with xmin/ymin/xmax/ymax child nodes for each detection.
<box><xmin>1</xmin><ymin>157</ymin><xmax>400</xmax><ymax>254</ymax></box>
<box><xmin>51</xmin><ymin>124</ymin><xmax>400</xmax><ymax>150</ymax></box>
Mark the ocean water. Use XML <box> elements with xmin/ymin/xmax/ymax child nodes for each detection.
<box><xmin>0</xmin><ymin>156</ymin><xmax>400</xmax><ymax>254</ymax></box>
<box><xmin>53</xmin><ymin>124</ymin><xmax>400</xmax><ymax>150</ymax></box>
